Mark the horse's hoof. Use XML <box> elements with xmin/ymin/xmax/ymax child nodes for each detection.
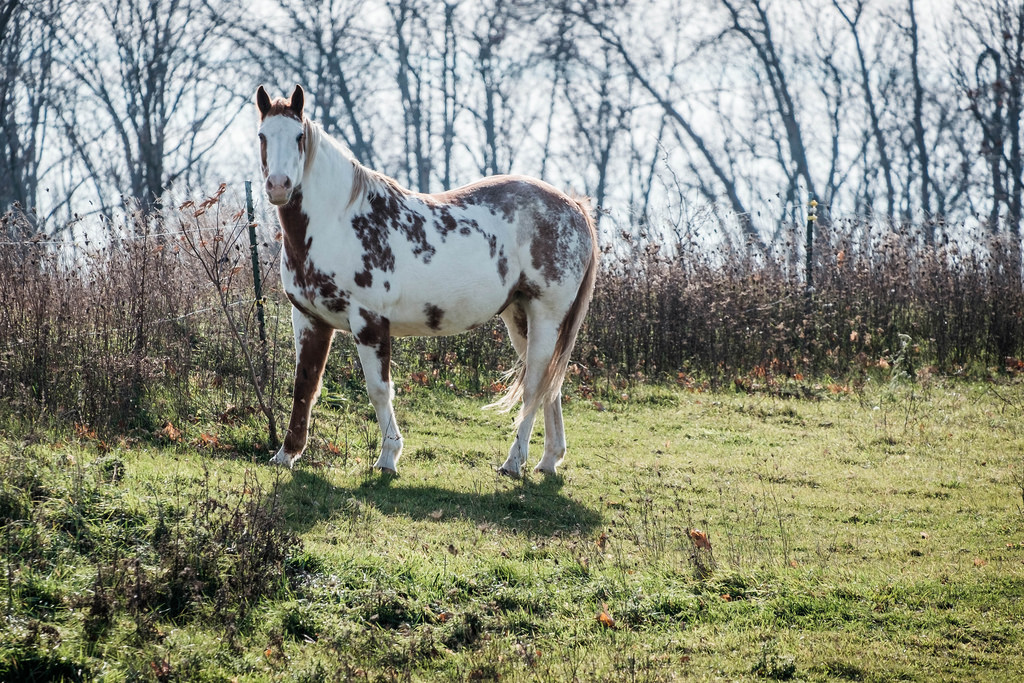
<box><xmin>497</xmin><ymin>466</ymin><xmax>522</xmax><ymax>478</ymax></box>
<box><xmin>269</xmin><ymin>451</ymin><xmax>294</xmax><ymax>469</ymax></box>
<box><xmin>377</xmin><ymin>466</ymin><xmax>398</xmax><ymax>476</ymax></box>
<box><xmin>533</xmin><ymin>465</ymin><xmax>557</xmax><ymax>476</ymax></box>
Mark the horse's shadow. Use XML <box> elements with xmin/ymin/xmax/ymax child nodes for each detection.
<box><xmin>276</xmin><ymin>468</ymin><xmax>603</xmax><ymax>538</ymax></box>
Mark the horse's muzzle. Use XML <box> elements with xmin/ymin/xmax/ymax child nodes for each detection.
<box><xmin>266</xmin><ymin>175</ymin><xmax>293</xmax><ymax>205</ymax></box>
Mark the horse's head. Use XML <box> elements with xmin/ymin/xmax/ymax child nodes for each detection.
<box><xmin>256</xmin><ymin>84</ymin><xmax>307</xmax><ymax>206</ymax></box>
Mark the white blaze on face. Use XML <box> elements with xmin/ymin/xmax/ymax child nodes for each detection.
<box><xmin>259</xmin><ymin>115</ymin><xmax>305</xmax><ymax>205</ymax></box>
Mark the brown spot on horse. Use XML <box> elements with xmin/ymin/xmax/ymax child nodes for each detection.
<box><xmin>424</xmin><ymin>304</ymin><xmax>445</xmax><ymax>331</ymax></box>
<box><xmin>356</xmin><ymin>309</ymin><xmax>390</xmax><ymax>380</ymax></box>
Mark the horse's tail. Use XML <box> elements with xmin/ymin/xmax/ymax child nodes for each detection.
<box><xmin>490</xmin><ymin>198</ymin><xmax>599</xmax><ymax>422</ymax></box>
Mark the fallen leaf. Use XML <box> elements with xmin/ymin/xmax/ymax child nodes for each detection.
<box><xmin>157</xmin><ymin>422</ymin><xmax>182</xmax><ymax>442</ymax></box>
<box><xmin>197</xmin><ymin>432</ymin><xmax>220</xmax><ymax>449</ymax></box>
<box><xmin>689</xmin><ymin>528</ymin><xmax>712</xmax><ymax>551</ymax></box>
<box><xmin>429</xmin><ymin>509</ymin><xmax>444</xmax><ymax>520</ymax></box>
<box><xmin>75</xmin><ymin>423</ymin><xmax>97</xmax><ymax>440</ymax></box>
<box><xmin>597</xmin><ymin>604</ymin><xmax>616</xmax><ymax>629</ymax></box>
<box><xmin>974</xmin><ymin>558</ymin><xmax>987</xmax><ymax>567</ymax></box>
<box><xmin>596</xmin><ymin>531</ymin><xmax>608</xmax><ymax>551</ymax></box>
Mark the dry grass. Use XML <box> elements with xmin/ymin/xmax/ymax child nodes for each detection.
<box><xmin>2</xmin><ymin>198</ymin><xmax>1023</xmax><ymax>437</ymax></box>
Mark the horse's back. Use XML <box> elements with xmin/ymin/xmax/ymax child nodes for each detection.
<box><xmin>435</xmin><ymin>175</ymin><xmax>596</xmax><ymax>289</ymax></box>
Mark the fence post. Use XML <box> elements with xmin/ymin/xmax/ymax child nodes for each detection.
<box><xmin>245</xmin><ymin>181</ymin><xmax>269</xmax><ymax>381</ymax></box>
<box><xmin>805</xmin><ymin>196</ymin><xmax>817</xmax><ymax>294</ymax></box>
<box><xmin>802</xmin><ymin>196</ymin><xmax>819</xmax><ymax>374</ymax></box>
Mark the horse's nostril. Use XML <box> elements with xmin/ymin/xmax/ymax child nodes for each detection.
<box><xmin>266</xmin><ymin>175</ymin><xmax>291</xmax><ymax>194</ymax></box>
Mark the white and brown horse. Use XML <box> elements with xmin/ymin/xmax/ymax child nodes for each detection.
<box><xmin>257</xmin><ymin>85</ymin><xmax>598</xmax><ymax>477</ymax></box>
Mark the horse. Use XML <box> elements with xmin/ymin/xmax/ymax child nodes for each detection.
<box><xmin>256</xmin><ymin>84</ymin><xmax>598</xmax><ymax>477</ymax></box>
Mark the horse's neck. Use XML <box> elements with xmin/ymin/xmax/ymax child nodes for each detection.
<box><xmin>301</xmin><ymin>123</ymin><xmax>357</xmax><ymax>210</ymax></box>
<box><xmin>301</xmin><ymin>123</ymin><xmax>409</xmax><ymax>215</ymax></box>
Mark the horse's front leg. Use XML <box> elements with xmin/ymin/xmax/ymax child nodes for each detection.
<box><xmin>272</xmin><ymin>310</ymin><xmax>335</xmax><ymax>468</ymax></box>
<box><xmin>352</xmin><ymin>308</ymin><xmax>403</xmax><ymax>475</ymax></box>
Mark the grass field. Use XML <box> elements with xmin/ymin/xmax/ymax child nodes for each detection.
<box><xmin>2</xmin><ymin>376</ymin><xmax>1024</xmax><ymax>681</ymax></box>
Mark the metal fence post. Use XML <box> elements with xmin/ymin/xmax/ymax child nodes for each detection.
<box><xmin>245</xmin><ymin>181</ymin><xmax>269</xmax><ymax>381</ymax></box>
<box><xmin>805</xmin><ymin>196</ymin><xmax>817</xmax><ymax>294</ymax></box>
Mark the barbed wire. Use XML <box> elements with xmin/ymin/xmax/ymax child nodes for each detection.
<box><xmin>0</xmin><ymin>297</ymin><xmax>279</xmax><ymax>352</ymax></box>
<box><xmin>0</xmin><ymin>223</ymin><xmax>275</xmax><ymax>248</ymax></box>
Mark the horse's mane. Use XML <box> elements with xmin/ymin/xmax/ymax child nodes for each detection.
<box><xmin>302</xmin><ymin>117</ymin><xmax>320</xmax><ymax>179</ymax></box>
<box><xmin>302</xmin><ymin>118</ymin><xmax>405</xmax><ymax>209</ymax></box>
<box><xmin>349</xmin><ymin>162</ymin><xmax>405</xmax><ymax>208</ymax></box>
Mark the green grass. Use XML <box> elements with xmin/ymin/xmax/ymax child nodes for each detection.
<box><xmin>2</xmin><ymin>377</ymin><xmax>1024</xmax><ymax>681</ymax></box>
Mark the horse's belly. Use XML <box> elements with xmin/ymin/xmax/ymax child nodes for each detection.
<box><xmin>387</xmin><ymin>285</ymin><xmax>507</xmax><ymax>337</ymax></box>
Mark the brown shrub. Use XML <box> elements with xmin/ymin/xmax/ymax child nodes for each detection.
<box><xmin>2</xmin><ymin>201</ymin><xmax>1022</xmax><ymax>433</ymax></box>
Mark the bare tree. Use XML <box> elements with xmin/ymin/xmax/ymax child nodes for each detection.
<box><xmin>562</xmin><ymin>46</ymin><xmax>630</xmax><ymax>225</ymax></box>
<box><xmin>285</xmin><ymin>0</ymin><xmax>381</xmax><ymax>167</ymax></box>
<box><xmin>0</xmin><ymin>0</ymin><xmax>60</xmax><ymax>222</ymax></box>
<box><xmin>718</xmin><ymin>0</ymin><xmax>818</xmax><ymax>206</ymax></box>
<box><xmin>568</xmin><ymin>1</ymin><xmax>766</xmax><ymax>250</ymax></box>
<box><xmin>3</xmin><ymin>0</ymin><xmax>1010</xmax><ymax>248</ymax></box>
<box><xmin>954</xmin><ymin>0</ymin><xmax>1024</xmax><ymax>244</ymax></box>
<box><xmin>906</xmin><ymin>0</ymin><xmax>932</xmax><ymax>230</ymax></box>
<box><xmin>440</xmin><ymin>1</ymin><xmax>459</xmax><ymax>189</ymax></box>
<box><xmin>389</xmin><ymin>0</ymin><xmax>432</xmax><ymax>191</ymax></box>
<box><xmin>465</xmin><ymin>1</ymin><xmax>516</xmax><ymax>177</ymax></box>
<box><xmin>629</xmin><ymin>111</ymin><xmax>669</xmax><ymax>230</ymax></box>
<box><xmin>832</xmin><ymin>0</ymin><xmax>896</xmax><ymax>220</ymax></box>
<box><xmin>54</xmin><ymin>0</ymin><xmax>242</xmax><ymax>214</ymax></box>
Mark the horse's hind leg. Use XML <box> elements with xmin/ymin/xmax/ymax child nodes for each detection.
<box><xmin>498</xmin><ymin>313</ymin><xmax>558</xmax><ymax>477</ymax></box>
<box><xmin>500</xmin><ymin>303</ymin><xmax>567</xmax><ymax>476</ymax></box>
<box><xmin>535</xmin><ymin>393</ymin><xmax>566</xmax><ymax>475</ymax></box>
<box><xmin>499</xmin><ymin>303</ymin><xmax>528</xmax><ymax>360</ymax></box>
<box><xmin>352</xmin><ymin>309</ymin><xmax>403</xmax><ymax>475</ymax></box>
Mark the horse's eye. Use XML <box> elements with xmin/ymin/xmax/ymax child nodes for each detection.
<box><xmin>297</xmin><ymin>133</ymin><xmax>304</xmax><ymax>144</ymax></box>
<box><xmin>258</xmin><ymin>133</ymin><xmax>265</xmax><ymax>142</ymax></box>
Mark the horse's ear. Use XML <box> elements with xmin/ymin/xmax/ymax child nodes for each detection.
<box><xmin>289</xmin><ymin>84</ymin><xmax>305</xmax><ymax>117</ymax></box>
<box><xmin>256</xmin><ymin>85</ymin><xmax>271</xmax><ymax>119</ymax></box>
